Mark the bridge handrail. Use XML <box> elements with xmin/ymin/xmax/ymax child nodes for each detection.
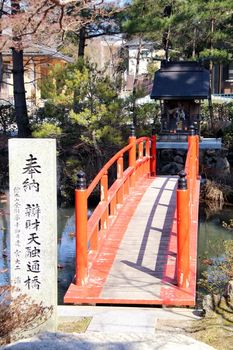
<box><xmin>75</xmin><ymin>133</ymin><xmax>155</xmax><ymax>286</ymax></box>
<box><xmin>87</xmin><ymin>137</ymin><xmax>150</xmax><ymax>197</ymax></box>
<box><xmin>87</xmin><ymin>143</ymin><xmax>132</xmax><ymax>197</ymax></box>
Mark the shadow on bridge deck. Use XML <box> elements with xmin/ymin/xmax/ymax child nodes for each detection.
<box><xmin>64</xmin><ymin>175</ymin><xmax>199</xmax><ymax>306</ymax></box>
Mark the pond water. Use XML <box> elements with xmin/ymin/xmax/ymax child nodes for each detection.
<box><xmin>198</xmin><ymin>204</ymin><xmax>233</xmax><ymax>280</ymax></box>
<box><xmin>1</xmin><ymin>201</ymin><xmax>233</xmax><ymax>304</ymax></box>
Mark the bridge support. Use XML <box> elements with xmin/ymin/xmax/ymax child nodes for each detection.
<box><xmin>177</xmin><ymin>170</ymin><xmax>190</xmax><ymax>288</ymax></box>
<box><xmin>75</xmin><ymin>171</ymin><xmax>88</xmax><ymax>286</ymax></box>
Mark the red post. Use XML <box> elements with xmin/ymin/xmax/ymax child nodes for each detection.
<box><xmin>117</xmin><ymin>156</ymin><xmax>124</xmax><ymax>204</ymax></box>
<box><xmin>90</xmin><ymin>226</ymin><xmax>98</xmax><ymax>251</ymax></box>
<box><xmin>177</xmin><ymin>170</ymin><xmax>190</xmax><ymax>288</ymax></box>
<box><xmin>110</xmin><ymin>196</ymin><xmax>117</xmax><ymax>216</ymax></box>
<box><xmin>146</xmin><ymin>138</ymin><xmax>150</xmax><ymax>174</ymax></box>
<box><xmin>129</xmin><ymin>125</ymin><xmax>136</xmax><ymax>187</ymax></box>
<box><xmin>75</xmin><ymin>171</ymin><xmax>88</xmax><ymax>286</ymax></box>
<box><xmin>196</xmin><ymin>135</ymin><xmax>199</xmax><ymax>178</ymax></box>
<box><xmin>150</xmin><ymin>130</ymin><xmax>156</xmax><ymax>177</ymax></box>
<box><xmin>138</xmin><ymin>141</ymin><xmax>143</xmax><ymax>177</ymax></box>
<box><xmin>138</xmin><ymin>141</ymin><xmax>143</xmax><ymax>159</ymax></box>
<box><xmin>101</xmin><ymin>171</ymin><xmax>108</xmax><ymax>230</ymax></box>
<box><xmin>188</xmin><ymin>126</ymin><xmax>196</xmax><ymax>199</ymax></box>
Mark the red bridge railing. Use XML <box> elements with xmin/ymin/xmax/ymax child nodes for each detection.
<box><xmin>75</xmin><ymin>129</ymin><xmax>156</xmax><ymax>285</ymax></box>
<box><xmin>176</xmin><ymin>126</ymin><xmax>199</xmax><ymax>288</ymax></box>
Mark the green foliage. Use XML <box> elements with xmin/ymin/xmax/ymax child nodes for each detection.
<box><xmin>224</xmin><ymin>123</ymin><xmax>233</xmax><ymax>149</ymax></box>
<box><xmin>200</xmin><ymin>102</ymin><xmax>233</xmax><ymax>138</ymax></box>
<box><xmin>32</xmin><ymin>123</ymin><xmax>62</xmax><ymax>138</ymax></box>
<box><xmin>37</xmin><ymin>59</ymin><xmax>129</xmax><ymax>147</ymax></box>
<box><xmin>134</xmin><ymin>102</ymin><xmax>160</xmax><ymax>135</ymax></box>
<box><xmin>124</xmin><ymin>0</ymin><xmax>233</xmax><ymax>63</ymax></box>
<box><xmin>199</xmin><ymin>49</ymin><xmax>232</xmax><ymax>63</ymax></box>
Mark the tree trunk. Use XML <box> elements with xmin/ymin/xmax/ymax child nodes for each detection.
<box><xmin>91</xmin><ymin>130</ymin><xmax>102</xmax><ymax>172</ymax></box>
<box><xmin>209</xmin><ymin>18</ymin><xmax>215</xmax><ymax>128</ymax></box>
<box><xmin>12</xmin><ymin>49</ymin><xmax>31</xmax><ymax>137</ymax></box>
<box><xmin>132</xmin><ymin>36</ymin><xmax>142</xmax><ymax>127</ymax></box>
<box><xmin>0</xmin><ymin>1</ymin><xmax>3</xmax><ymax>92</ymax></box>
<box><xmin>192</xmin><ymin>27</ymin><xmax>197</xmax><ymax>58</ymax></box>
<box><xmin>11</xmin><ymin>0</ymin><xmax>31</xmax><ymax>137</ymax></box>
<box><xmin>78</xmin><ymin>27</ymin><xmax>86</xmax><ymax>57</ymax></box>
<box><xmin>209</xmin><ymin>18</ymin><xmax>215</xmax><ymax>94</ymax></box>
<box><xmin>0</xmin><ymin>53</ymin><xmax>2</xmax><ymax>93</ymax></box>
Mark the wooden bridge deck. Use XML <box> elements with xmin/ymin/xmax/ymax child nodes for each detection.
<box><xmin>64</xmin><ymin>175</ymin><xmax>200</xmax><ymax>306</ymax></box>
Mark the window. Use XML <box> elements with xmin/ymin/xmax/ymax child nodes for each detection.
<box><xmin>228</xmin><ymin>62</ymin><xmax>233</xmax><ymax>81</ymax></box>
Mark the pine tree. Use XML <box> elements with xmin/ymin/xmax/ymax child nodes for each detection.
<box><xmin>36</xmin><ymin>60</ymin><xmax>127</xmax><ymax>170</ymax></box>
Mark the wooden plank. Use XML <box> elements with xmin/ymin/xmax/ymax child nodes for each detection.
<box><xmin>100</xmin><ymin>176</ymin><xmax>177</xmax><ymax>300</ymax></box>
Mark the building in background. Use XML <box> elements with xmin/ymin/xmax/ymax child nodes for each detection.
<box><xmin>1</xmin><ymin>45</ymin><xmax>73</xmax><ymax>108</ymax></box>
<box><xmin>213</xmin><ymin>63</ymin><xmax>233</xmax><ymax>96</ymax></box>
<box><xmin>85</xmin><ymin>35</ymin><xmax>164</xmax><ymax>99</ymax></box>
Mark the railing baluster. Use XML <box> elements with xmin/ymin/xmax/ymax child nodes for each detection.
<box><xmin>146</xmin><ymin>138</ymin><xmax>150</xmax><ymax>175</ymax></box>
<box><xmin>117</xmin><ymin>156</ymin><xmax>124</xmax><ymax>204</ymax></box>
<box><xmin>138</xmin><ymin>141</ymin><xmax>143</xmax><ymax>178</ymax></box>
<box><xmin>150</xmin><ymin>129</ymin><xmax>156</xmax><ymax>176</ymax></box>
<box><xmin>124</xmin><ymin>177</ymin><xmax>129</xmax><ymax>195</ymax></box>
<box><xmin>90</xmin><ymin>226</ymin><xmax>98</xmax><ymax>251</ymax></box>
<box><xmin>138</xmin><ymin>140</ymin><xmax>143</xmax><ymax>159</ymax></box>
<box><xmin>129</xmin><ymin>125</ymin><xmax>136</xmax><ymax>187</ymax></box>
<box><xmin>110</xmin><ymin>195</ymin><xmax>117</xmax><ymax>216</ymax></box>
<box><xmin>100</xmin><ymin>171</ymin><xmax>108</xmax><ymax>230</ymax></box>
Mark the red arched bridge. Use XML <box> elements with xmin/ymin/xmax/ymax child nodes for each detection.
<box><xmin>64</xmin><ymin>127</ymin><xmax>200</xmax><ymax>306</ymax></box>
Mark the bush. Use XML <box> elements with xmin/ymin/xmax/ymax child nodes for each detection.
<box><xmin>0</xmin><ymin>286</ymin><xmax>52</xmax><ymax>345</ymax></box>
<box><xmin>199</xmin><ymin>240</ymin><xmax>233</xmax><ymax>297</ymax></box>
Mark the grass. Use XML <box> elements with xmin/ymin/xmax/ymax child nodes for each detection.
<box><xmin>58</xmin><ymin>317</ymin><xmax>92</xmax><ymax>333</ymax></box>
<box><xmin>157</xmin><ymin>299</ymin><xmax>233</xmax><ymax>350</ymax></box>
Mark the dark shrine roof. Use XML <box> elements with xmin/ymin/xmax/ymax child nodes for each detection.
<box><xmin>150</xmin><ymin>61</ymin><xmax>210</xmax><ymax>100</ymax></box>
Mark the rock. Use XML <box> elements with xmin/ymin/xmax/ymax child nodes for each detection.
<box><xmin>205</xmin><ymin>156</ymin><xmax>217</xmax><ymax>167</ymax></box>
<box><xmin>161</xmin><ymin>163</ymin><xmax>172</xmax><ymax>174</ymax></box>
<box><xmin>216</xmin><ymin>157</ymin><xmax>230</xmax><ymax>175</ymax></box>
<box><xmin>203</xmin><ymin>294</ymin><xmax>221</xmax><ymax>313</ymax></box>
<box><xmin>160</xmin><ymin>149</ymin><xmax>173</xmax><ymax>162</ymax></box>
<box><xmin>174</xmin><ymin>155</ymin><xmax>184</xmax><ymax>164</ymax></box>
<box><xmin>161</xmin><ymin>162</ymin><xmax>183</xmax><ymax>175</ymax></box>
<box><xmin>176</xmin><ymin>150</ymin><xmax>186</xmax><ymax>157</ymax></box>
<box><xmin>225</xmin><ymin>280</ymin><xmax>233</xmax><ymax>302</ymax></box>
<box><xmin>206</xmin><ymin>149</ymin><xmax>216</xmax><ymax>156</ymax></box>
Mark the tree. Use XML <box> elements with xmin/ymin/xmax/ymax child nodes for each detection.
<box><xmin>0</xmin><ymin>0</ymin><xmax>121</xmax><ymax>136</ymax></box>
<box><xmin>61</xmin><ymin>2</ymin><xmax>123</xmax><ymax>58</ymax></box>
<box><xmin>123</xmin><ymin>0</ymin><xmax>233</xmax><ymax>63</ymax></box>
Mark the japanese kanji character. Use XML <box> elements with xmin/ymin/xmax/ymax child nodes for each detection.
<box><xmin>27</xmin><ymin>260</ymin><xmax>40</xmax><ymax>273</ymax></box>
<box><xmin>27</xmin><ymin>233</ymin><xmax>41</xmax><ymax>245</ymax></box>
<box><xmin>23</xmin><ymin>154</ymin><xmax>41</xmax><ymax>179</ymax></box>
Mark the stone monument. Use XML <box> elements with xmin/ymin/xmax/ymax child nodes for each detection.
<box><xmin>9</xmin><ymin>139</ymin><xmax>57</xmax><ymax>334</ymax></box>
